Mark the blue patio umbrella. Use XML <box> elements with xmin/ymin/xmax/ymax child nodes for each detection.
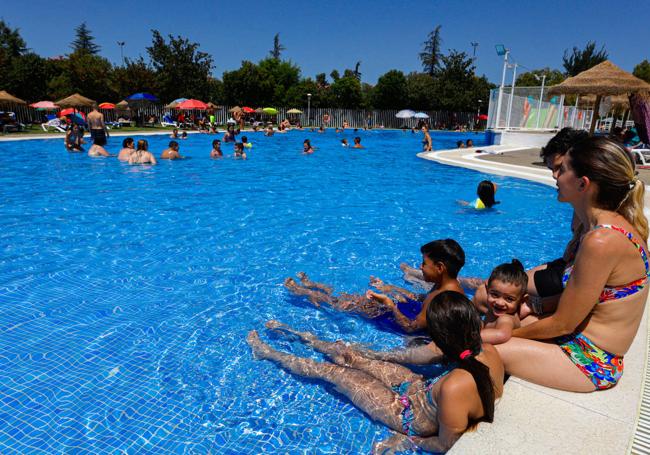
<box><xmin>126</xmin><ymin>92</ymin><xmax>159</xmax><ymax>103</ymax></box>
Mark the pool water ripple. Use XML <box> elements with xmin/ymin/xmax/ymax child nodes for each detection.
<box><xmin>0</xmin><ymin>130</ymin><xmax>571</xmax><ymax>453</ymax></box>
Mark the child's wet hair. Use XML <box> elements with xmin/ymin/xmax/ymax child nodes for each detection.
<box><xmin>487</xmin><ymin>259</ymin><xmax>528</xmax><ymax>294</ymax></box>
<box><xmin>420</xmin><ymin>239</ymin><xmax>465</xmax><ymax>278</ymax></box>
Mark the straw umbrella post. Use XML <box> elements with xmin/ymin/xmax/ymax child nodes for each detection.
<box><xmin>548</xmin><ymin>61</ymin><xmax>650</xmax><ymax>135</ymax></box>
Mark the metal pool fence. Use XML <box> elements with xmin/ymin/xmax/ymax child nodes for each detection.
<box><xmin>9</xmin><ymin>105</ymin><xmax>475</xmax><ymax>130</ymax></box>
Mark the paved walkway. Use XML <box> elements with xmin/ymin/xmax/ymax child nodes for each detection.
<box><xmin>418</xmin><ymin>146</ymin><xmax>649</xmax><ymax>454</ymax></box>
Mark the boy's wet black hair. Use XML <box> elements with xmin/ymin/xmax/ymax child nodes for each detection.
<box><xmin>122</xmin><ymin>137</ymin><xmax>134</xmax><ymax>148</ymax></box>
<box><xmin>487</xmin><ymin>259</ymin><xmax>528</xmax><ymax>294</ymax></box>
<box><xmin>420</xmin><ymin>239</ymin><xmax>465</xmax><ymax>278</ymax></box>
<box><xmin>169</xmin><ymin>140</ymin><xmax>179</xmax><ymax>149</ymax></box>
<box><xmin>540</xmin><ymin>128</ymin><xmax>589</xmax><ymax>164</ymax></box>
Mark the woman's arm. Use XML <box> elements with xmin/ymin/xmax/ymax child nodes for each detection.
<box><xmin>513</xmin><ymin>230</ymin><xmax>617</xmax><ymax>340</ymax></box>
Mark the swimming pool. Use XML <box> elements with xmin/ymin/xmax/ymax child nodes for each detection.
<box><xmin>0</xmin><ymin>130</ymin><xmax>571</xmax><ymax>453</ymax></box>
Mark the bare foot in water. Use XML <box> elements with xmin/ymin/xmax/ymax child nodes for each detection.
<box><xmin>247</xmin><ymin>330</ymin><xmax>274</xmax><ymax>360</ymax></box>
<box><xmin>296</xmin><ymin>271</ymin><xmax>333</xmax><ymax>293</ymax></box>
<box><xmin>265</xmin><ymin>319</ymin><xmax>317</xmax><ymax>343</ymax></box>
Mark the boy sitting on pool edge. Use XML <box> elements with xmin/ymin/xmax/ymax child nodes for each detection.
<box><xmin>366</xmin><ymin>239</ymin><xmax>465</xmax><ymax>333</ymax></box>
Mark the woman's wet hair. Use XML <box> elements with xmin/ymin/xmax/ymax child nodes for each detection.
<box><xmin>426</xmin><ymin>291</ymin><xmax>495</xmax><ymax>424</ymax></box>
<box><xmin>477</xmin><ymin>180</ymin><xmax>498</xmax><ymax>208</ymax></box>
<box><xmin>212</xmin><ymin>139</ymin><xmax>220</xmax><ymax>148</ymax></box>
<box><xmin>169</xmin><ymin>140</ymin><xmax>179</xmax><ymax>149</ymax></box>
<box><xmin>488</xmin><ymin>259</ymin><xmax>528</xmax><ymax>293</ymax></box>
<box><xmin>420</xmin><ymin>239</ymin><xmax>465</xmax><ymax>278</ymax></box>
<box><xmin>122</xmin><ymin>137</ymin><xmax>134</xmax><ymax>148</ymax></box>
<box><xmin>568</xmin><ymin>136</ymin><xmax>648</xmax><ymax>240</ymax></box>
<box><xmin>136</xmin><ymin>139</ymin><xmax>148</xmax><ymax>151</ymax></box>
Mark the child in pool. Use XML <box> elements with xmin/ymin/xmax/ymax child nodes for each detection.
<box><xmin>458</xmin><ymin>180</ymin><xmax>499</xmax><ymax>209</ymax></box>
<box><xmin>234</xmin><ymin>142</ymin><xmax>247</xmax><ymax>159</ymax></box>
<box><xmin>285</xmin><ymin>239</ymin><xmax>465</xmax><ymax>332</ymax></box>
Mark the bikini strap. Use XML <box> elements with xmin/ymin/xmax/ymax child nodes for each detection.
<box><xmin>593</xmin><ymin>224</ymin><xmax>649</xmax><ymax>276</ymax></box>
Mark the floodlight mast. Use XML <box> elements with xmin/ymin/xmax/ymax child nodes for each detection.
<box><xmin>494</xmin><ymin>45</ymin><xmax>509</xmax><ymax>129</ymax></box>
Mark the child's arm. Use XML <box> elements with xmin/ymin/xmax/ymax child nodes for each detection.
<box><xmin>369</xmin><ymin>276</ymin><xmax>420</xmax><ymax>302</ymax></box>
<box><xmin>366</xmin><ymin>290</ymin><xmax>424</xmax><ymax>333</ymax></box>
<box><xmin>481</xmin><ymin>314</ymin><xmax>518</xmax><ymax>345</ymax></box>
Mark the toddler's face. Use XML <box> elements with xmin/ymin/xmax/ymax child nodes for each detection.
<box><xmin>486</xmin><ymin>279</ymin><xmax>523</xmax><ymax>316</ymax></box>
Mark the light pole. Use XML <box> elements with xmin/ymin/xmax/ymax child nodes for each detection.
<box><xmin>535</xmin><ymin>73</ymin><xmax>547</xmax><ymax>129</ymax></box>
<box><xmin>117</xmin><ymin>41</ymin><xmax>125</xmax><ymax>66</ymax></box>
<box><xmin>505</xmin><ymin>62</ymin><xmax>518</xmax><ymax>129</ymax></box>
<box><xmin>306</xmin><ymin>93</ymin><xmax>312</xmax><ymax>127</ymax></box>
<box><xmin>477</xmin><ymin>99</ymin><xmax>482</xmax><ymax>129</ymax></box>
<box><xmin>494</xmin><ymin>45</ymin><xmax>509</xmax><ymax>129</ymax></box>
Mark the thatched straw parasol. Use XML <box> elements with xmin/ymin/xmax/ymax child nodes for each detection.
<box><xmin>548</xmin><ymin>61</ymin><xmax>650</xmax><ymax>134</ymax></box>
<box><xmin>579</xmin><ymin>94</ymin><xmax>630</xmax><ymax>110</ymax></box>
<box><xmin>116</xmin><ymin>100</ymin><xmax>129</xmax><ymax>109</ymax></box>
<box><xmin>0</xmin><ymin>90</ymin><xmax>27</xmax><ymax>105</ymax></box>
<box><xmin>228</xmin><ymin>106</ymin><xmax>242</xmax><ymax>113</ymax></box>
<box><xmin>206</xmin><ymin>102</ymin><xmax>222</xmax><ymax>109</ymax></box>
<box><xmin>55</xmin><ymin>93</ymin><xmax>96</xmax><ymax>108</ymax></box>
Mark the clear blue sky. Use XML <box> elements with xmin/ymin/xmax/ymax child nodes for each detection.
<box><xmin>2</xmin><ymin>0</ymin><xmax>649</xmax><ymax>84</ymax></box>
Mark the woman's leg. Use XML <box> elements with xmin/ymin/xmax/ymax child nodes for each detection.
<box><xmin>495</xmin><ymin>337</ymin><xmax>595</xmax><ymax>392</ymax></box>
<box><xmin>265</xmin><ymin>321</ymin><xmax>422</xmax><ymax>386</ymax></box>
<box><xmin>247</xmin><ymin>330</ymin><xmax>405</xmax><ymax>431</ymax></box>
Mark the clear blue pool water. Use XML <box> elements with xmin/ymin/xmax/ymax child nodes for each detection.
<box><xmin>0</xmin><ymin>130</ymin><xmax>571</xmax><ymax>453</ymax></box>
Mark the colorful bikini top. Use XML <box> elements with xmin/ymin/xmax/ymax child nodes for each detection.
<box><xmin>562</xmin><ymin>225</ymin><xmax>650</xmax><ymax>303</ymax></box>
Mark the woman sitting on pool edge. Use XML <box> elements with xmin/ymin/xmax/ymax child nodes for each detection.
<box><xmin>458</xmin><ymin>180</ymin><xmax>499</xmax><ymax>210</ymax></box>
<box><xmin>496</xmin><ymin>136</ymin><xmax>648</xmax><ymax>392</ymax></box>
<box><xmin>248</xmin><ymin>291</ymin><xmax>503</xmax><ymax>453</ymax></box>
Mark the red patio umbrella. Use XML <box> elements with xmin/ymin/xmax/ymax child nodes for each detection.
<box><xmin>177</xmin><ymin>99</ymin><xmax>208</xmax><ymax>110</ymax></box>
<box><xmin>478</xmin><ymin>114</ymin><xmax>488</xmax><ymax>120</ymax></box>
<box><xmin>242</xmin><ymin>106</ymin><xmax>255</xmax><ymax>113</ymax></box>
<box><xmin>59</xmin><ymin>108</ymin><xmax>86</xmax><ymax>118</ymax></box>
<box><xmin>99</xmin><ymin>102</ymin><xmax>116</xmax><ymax>109</ymax></box>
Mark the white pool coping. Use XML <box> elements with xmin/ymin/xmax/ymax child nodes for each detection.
<box><xmin>420</xmin><ymin>146</ymin><xmax>650</xmax><ymax>454</ymax></box>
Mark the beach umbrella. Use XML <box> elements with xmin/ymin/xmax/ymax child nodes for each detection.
<box><xmin>395</xmin><ymin>109</ymin><xmax>415</xmax><ymax>119</ymax></box>
<box><xmin>254</xmin><ymin>107</ymin><xmax>265</xmax><ymax>114</ymax></box>
<box><xmin>177</xmin><ymin>99</ymin><xmax>208</xmax><ymax>110</ymax></box>
<box><xmin>206</xmin><ymin>102</ymin><xmax>221</xmax><ymax>109</ymax></box>
<box><xmin>262</xmin><ymin>107</ymin><xmax>278</xmax><ymax>115</ymax></box>
<box><xmin>59</xmin><ymin>108</ymin><xmax>86</xmax><ymax>118</ymax></box>
<box><xmin>165</xmin><ymin>98</ymin><xmax>188</xmax><ymax>109</ymax></box>
<box><xmin>414</xmin><ymin>112</ymin><xmax>429</xmax><ymax>119</ymax></box>
<box><xmin>242</xmin><ymin>106</ymin><xmax>255</xmax><ymax>113</ymax></box>
<box><xmin>228</xmin><ymin>106</ymin><xmax>242</xmax><ymax>113</ymax></box>
<box><xmin>55</xmin><ymin>93</ymin><xmax>96</xmax><ymax>108</ymax></box>
<box><xmin>126</xmin><ymin>92</ymin><xmax>158</xmax><ymax>103</ymax></box>
<box><xmin>0</xmin><ymin>90</ymin><xmax>26</xmax><ymax>105</ymax></box>
<box><xmin>30</xmin><ymin>100</ymin><xmax>59</xmax><ymax>110</ymax></box>
<box><xmin>287</xmin><ymin>108</ymin><xmax>303</xmax><ymax>114</ymax></box>
<box><xmin>116</xmin><ymin>100</ymin><xmax>129</xmax><ymax>109</ymax></box>
<box><xmin>548</xmin><ymin>60</ymin><xmax>650</xmax><ymax>134</ymax></box>
<box><xmin>99</xmin><ymin>102</ymin><xmax>115</xmax><ymax>109</ymax></box>
<box><xmin>478</xmin><ymin>114</ymin><xmax>489</xmax><ymax>121</ymax></box>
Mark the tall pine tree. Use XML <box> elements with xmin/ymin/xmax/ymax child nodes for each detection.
<box><xmin>71</xmin><ymin>22</ymin><xmax>100</xmax><ymax>55</ymax></box>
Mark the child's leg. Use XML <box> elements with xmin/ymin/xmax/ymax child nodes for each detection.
<box><xmin>247</xmin><ymin>330</ymin><xmax>405</xmax><ymax>432</ymax></box>
<box><xmin>337</xmin><ymin>293</ymin><xmax>389</xmax><ymax>317</ymax></box>
<box><xmin>265</xmin><ymin>321</ymin><xmax>422</xmax><ymax>387</ymax></box>
<box><xmin>284</xmin><ymin>277</ymin><xmax>332</xmax><ymax>307</ymax></box>
<box><xmin>296</xmin><ymin>272</ymin><xmax>333</xmax><ymax>294</ymax></box>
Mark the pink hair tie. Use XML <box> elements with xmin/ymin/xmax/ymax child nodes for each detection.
<box><xmin>459</xmin><ymin>350</ymin><xmax>472</xmax><ymax>360</ymax></box>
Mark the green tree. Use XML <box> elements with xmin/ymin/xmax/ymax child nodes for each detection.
<box><xmin>47</xmin><ymin>51</ymin><xmax>115</xmax><ymax>101</ymax></box>
<box><xmin>515</xmin><ymin>68</ymin><xmax>565</xmax><ymax>87</ymax></box>
<box><xmin>562</xmin><ymin>41</ymin><xmax>608</xmax><ymax>76</ymax></box>
<box><xmin>6</xmin><ymin>53</ymin><xmax>55</xmax><ymax>101</ymax></box>
<box><xmin>329</xmin><ymin>76</ymin><xmax>362</xmax><ymax>108</ymax></box>
<box><xmin>432</xmin><ymin>50</ymin><xmax>492</xmax><ymax>112</ymax></box>
<box><xmin>111</xmin><ymin>57</ymin><xmax>159</xmax><ymax>100</ymax></box>
<box><xmin>0</xmin><ymin>20</ymin><xmax>28</xmax><ymax>91</ymax></box>
<box><xmin>633</xmin><ymin>59</ymin><xmax>650</xmax><ymax>83</ymax></box>
<box><xmin>222</xmin><ymin>61</ymin><xmax>267</xmax><ymax>105</ymax></box>
<box><xmin>405</xmin><ymin>72</ymin><xmax>436</xmax><ymax>110</ymax></box>
<box><xmin>147</xmin><ymin>30</ymin><xmax>214</xmax><ymax>101</ymax></box>
<box><xmin>353</xmin><ymin>61</ymin><xmax>362</xmax><ymax>80</ymax></box>
<box><xmin>70</xmin><ymin>22</ymin><xmax>100</xmax><ymax>55</ymax></box>
<box><xmin>419</xmin><ymin>25</ymin><xmax>443</xmax><ymax>76</ymax></box>
<box><xmin>258</xmin><ymin>57</ymin><xmax>301</xmax><ymax>105</ymax></box>
<box><xmin>284</xmin><ymin>78</ymin><xmax>323</xmax><ymax>107</ymax></box>
<box><xmin>269</xmin><ymin>33</ymin><xmax>285</xmax><ymax>59</ymax></box>
<box><xmin>372</xmin><ymin>70</ymin><xmax>407</xmax><ymax>109</ymax></box>
<box><xmin>330</xmin><ymin>69</ymin><xmax>340</xmax><ymax>82</ymax></box>
<box><xmin>207</xmin><ymin>77</ymin><xmax>224</xmax><ymax>104</ymax></box>
<box><xmin>315</xmin><ymin>73</ymin><xmax>328</xmax><ymax>88</ymax></box>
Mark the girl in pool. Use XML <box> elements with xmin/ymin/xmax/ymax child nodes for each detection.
<box><xmin>421</xmin><ymin>126</ymin><xmax>433</xmax><ymax>152</ymax></box>
<box><xmin>128</xmin><ymin>139</ymin><xmax>157</xmax><ymax>165</ymax></box>
<box><xmin>248</xmin><ymin>291</ymin><xmax>503</xmax><ymax>453</ymax></box>
<box><xmin>303</xmin><ymin>139</ymin><xmax>314</xmax><ymax>154</ymax></box>
<box><xmin>458</xmin><ymin>180</ymin><xmax>499</xmax><ymax>209</ymax></box>
<box><xmin>117</xmin><ymin>137</ymin><xmax>135</xmax><ymax>161</ymax></box>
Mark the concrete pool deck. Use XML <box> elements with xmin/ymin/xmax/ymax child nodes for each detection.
<box><xmin>420</xmin><ymin>146</ymin><xmax>650</xmax><ymax>454</ymax></box>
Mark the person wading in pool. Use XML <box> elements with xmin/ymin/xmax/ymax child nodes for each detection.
<box><xmin>87</xmin><ymin>104</ymin><xmax>109</xmax><ymax>149</ymax></box>
<box><xmin>248</xmin><ymin>291</ymin><xmax>503</xmax><ymax>453</ymax></box>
